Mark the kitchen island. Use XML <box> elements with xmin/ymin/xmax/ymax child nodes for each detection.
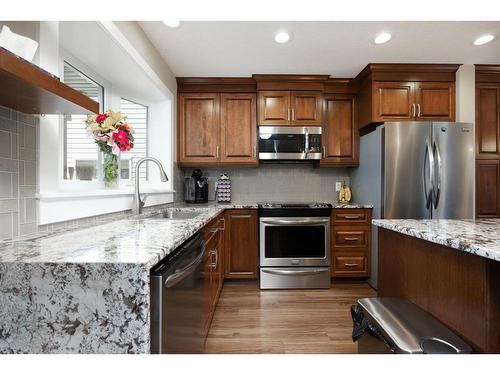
<box><xmin>0</xmin><ymin>201</ymin><xmax>372</xmax><ymax>353</ymax></box>
<box><xmin>372</xmin><ymin>219</ymin><xmax>500</xmax><ymax>353</ymax></box>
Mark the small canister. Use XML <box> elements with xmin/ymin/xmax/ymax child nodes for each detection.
<box><xmin>216</xmin><ymin>173</ymin><xmax>231</xmax><ymax>203</ymax></box>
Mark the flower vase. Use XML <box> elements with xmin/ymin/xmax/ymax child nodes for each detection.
<box><xmin>102</xmin><ymin>152</ymin><xmax>120</xmax><ymax>188</ymax></box>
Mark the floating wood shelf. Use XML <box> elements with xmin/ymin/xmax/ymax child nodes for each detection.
<box><xmin>0</xmin><ymin>47</ymin><xmax>99</xmax><ymax>115</ymax></box>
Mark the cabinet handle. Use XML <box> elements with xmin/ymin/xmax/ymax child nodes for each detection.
<box><xmin>411</xmin><ymin>104</ymin><xmax>416</xmax><ymax>118</ymax></box>
<box><xmin>216</xmin><ymin>145</ymin><xmax>220</xmax><ymax>159</ymax></box>
<box><xmin>253</xmin><ymin>145</ymin><xmax>256</xmax><ymax>158</ymax></box>
<box><xmin>343</xmin><ymin>215</ymin><xmax>362</xmax><ymax>220</ymax></box>
<box><xmin>209</xmin><ymin>250</ymin><xmax>218</xmax><ymax>268</ymax></box>
<box><xmin>417</xmin><ymin>103</ymin><xmax>421</xmax><ymax>117</ymax></box>
<box><xmin>231</xmin><ymin>214</ymin><xmax>252</xmax><ymax>218</ymax></box>
<box><xmin>344</xmin><ymin>263</ymin><xmax>359</xmax><ymax>268</ymax></box>
<box><xmin>291</xmin><ymin>108</ymin><xmax>295</xmax><ymax>121</ymax></box>
<box><xmin>344</xmin><ymin>237</ymin><xmax>360</xmax><ymax>241</ymax></box>
<box><xmin>322</xmin><ymin>146</ymin><xmax>326</xmax><ymax>158</ymax></box>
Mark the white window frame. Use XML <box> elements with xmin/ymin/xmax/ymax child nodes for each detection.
<box><xmin>119</xmin><ymin>97</ymin><xmax>149</xmax><ymax>183</ymax></box>
<box><xmin>38</xmin><ymin>45</ymin><xmax>175</xmax><ymax>225</ymax></box>
<box><xmin>59</xmin><ymin>54</ymin><xmax>111</xmax><ymax>192</ymax></box>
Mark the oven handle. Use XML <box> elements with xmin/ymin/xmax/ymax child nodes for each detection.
<box><xmin>260</xmin><ymin>218</ymin><xmax>330</xmax><ymax>226</ymax></box>
<box><xmin>261</xmin><ymin>268</ymin><xmax>330</xmax><ymax>276</ymax></box>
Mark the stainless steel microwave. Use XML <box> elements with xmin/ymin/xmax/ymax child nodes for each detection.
<box><xmin>258</xmin><ymin>126</ymin><xmax>322</xmax><ymax>161</ymax></box>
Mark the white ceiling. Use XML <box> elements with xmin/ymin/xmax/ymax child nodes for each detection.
<box><xmin>139</xmin><ymin>21</ymin><xmax>500</xmax><ymax>78</ymax></box>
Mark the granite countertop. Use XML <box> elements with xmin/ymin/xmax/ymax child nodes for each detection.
<box><xmin>0</xmin><ymin>201</ymin><xmax>372</xmax><ymax>266</ymax></box>
<box><xmin>372</xmin><ymin>219</ymin><xmax>500</xmax><ymax>263</ymax></box>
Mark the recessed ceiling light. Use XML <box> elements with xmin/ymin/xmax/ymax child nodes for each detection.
<box><xmin>163</xmin><ymin>20</ymin><xmax>181</xmax><ymax>28</ymax></box>
<box><xmin>374</xmin><ymin>32</ymin><xmax>392</xmax><ymax>44</ymax></box>
<box><xmin>473</xmin><ymin>34</ymin><xmax>495</xmax><ymax>46</ymax></box>
<box><xmin>274</xmin><ymin>31</ymin><xmax>291</xmax><ymax>44</ymax></box>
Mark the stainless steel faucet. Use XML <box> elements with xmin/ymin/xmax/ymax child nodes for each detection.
<box><xmin>133</xmin><ymin>157</ymin><xmax>169</xmax><ymax>214</ymax></box>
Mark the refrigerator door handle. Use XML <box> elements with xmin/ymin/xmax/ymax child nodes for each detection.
<box><xmin>423</xmin><ymin>139</ymin><xmax>434</xmax><ymax>209</ymax></box>
<box><xmin>432</xmin><ymin>140</ymin><xmax>442</xmax><ymax>210</ymax></box>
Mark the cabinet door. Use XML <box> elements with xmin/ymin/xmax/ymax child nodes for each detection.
<box><xmin>257</xmin><ymin>90</ymin><xmax>290</xmax><ymax>125</ymax></box>
<box><xmin>220</xmin><ymin>93</ymin><xmax>257</xmax><ymax>165</ymax></box>
<box><xmin>178</xmin><ymin>93</ymin><xmax>220</xmax><ymax>165</ymax></box>
<box><xmin>224</xmin><ymin>210</ymin><xmax>258</xmax><ymax>279</ymax></box>
<box><xmin>290</xmin><ymin>91</ymin><xmax>323</xmax><ymax>125</ymax></box>
<box><xmin>321</xmin><ymin>95</ymin><xmax>358</xmax><ymax>166</ymax></box>
<box><xmin>476</xmin><ymin>83</ymin><xmax>500</xmax><ymax>157</ymax></box>
<box><xmin>414</xmin><ymin>82</ymin><xmax>455</xmax><ymax>121</ymax></box>
<box><xmin>476</xmin><ymin>160</ymin><xmax>500</xmax><ymax>218</ymax></box>
<box><xmin>373</xmin><ymin>81</ymin><xmax>415</xmax><ymax>121</ymax></box>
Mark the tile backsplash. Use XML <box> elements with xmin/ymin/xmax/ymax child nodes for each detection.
<box><xmin>0</xmin><ymin>105</ymin><xmax>38</xmax><ymax>240</ymax></box>
<box><xmin>183</xmin><ymin>164</ymin><xmax>350</xmax><ymax>203</ymax></box>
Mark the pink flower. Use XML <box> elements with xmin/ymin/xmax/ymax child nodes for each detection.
<box><xmin>112</xmin><ymin>130</ymin><xmax>128</xmax><ymax>144</ymax></box>
<box><xmin>111</xmin><ymin>143</ymin><xmax>121</xmax><ymax>155</ymax></box>
<box><xmin>95</xmin><ymin>113</ymin><xmax>108</xmax><ymax>124</ymax></box>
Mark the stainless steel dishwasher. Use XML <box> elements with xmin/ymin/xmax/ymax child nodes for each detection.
<box><xmin>150</xmin><ymin>233</ymin><xmax>206</xmax><ymax>354</ymax></box>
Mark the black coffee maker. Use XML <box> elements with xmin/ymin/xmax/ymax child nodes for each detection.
<box><xmin>184</xmin><ymin>169</ymin><xmax>209</xmax><ymax>203</ymax></box>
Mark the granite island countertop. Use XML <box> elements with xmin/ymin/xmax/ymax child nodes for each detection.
<box><xmin>372</xmin><ymin>219</ymin><xmax>500</xmax><ymax>263</ymax></box>
<box><xmin>0</xmin><ymin>200</ymin><xmax>372</xmax><ymax>353</ymax></box>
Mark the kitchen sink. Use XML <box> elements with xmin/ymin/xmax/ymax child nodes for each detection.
<box><xmin>148</xmin><ymin>211</ymin><xmax>203</xmax><ymax>220</ymax></box>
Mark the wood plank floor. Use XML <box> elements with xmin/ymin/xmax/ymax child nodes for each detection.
<box><xmin>205</xmin><ymin>281</ymin><xmax>377</xmax><ymax>354</ymax></box>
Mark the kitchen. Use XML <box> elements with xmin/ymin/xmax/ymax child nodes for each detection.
<box><xmin>1</xmin><ymin>2</ymin><xmax>500</xmax><ymax>373</ymax></box>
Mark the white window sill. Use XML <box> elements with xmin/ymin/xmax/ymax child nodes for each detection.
<box><xmin>37</xmin><ymin>187</ymin><xmax>176</xmax><ymax>200</ymax></box>
<box><xmin>38</xmin><ymin>186</ymin><xmax>176</xmax><ymax>225</ymax></box>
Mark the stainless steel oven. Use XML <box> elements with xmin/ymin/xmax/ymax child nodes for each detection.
<box><xmin>259</xmin><ymin>203</ymin><xmax>331</xmax><ymax>289</ymax></box>
<box><xmin>258</xmin><ymin>126</ymin><xmax>322</xmax><ymax>161</ymax></box>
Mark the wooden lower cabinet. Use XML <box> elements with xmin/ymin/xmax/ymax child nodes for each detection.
<box><xmin>224</xmin><ymin>209</ymin><xmax>258</xmax><ymax>279</ymax></box>
<box><xmin>201</xmin><ymin>214</ymin><xmax>224</xmax><ymax>336</ymax></box>
<box><xmin>331</xmin><ymin>208</ymin><xmax>372</xmax><ymax>278</ymax></box>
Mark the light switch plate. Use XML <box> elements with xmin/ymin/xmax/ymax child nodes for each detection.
<box><xmin>335</xmin><ymin>182</ymin><xmax>342</xmax><ymax>192</ymax></box>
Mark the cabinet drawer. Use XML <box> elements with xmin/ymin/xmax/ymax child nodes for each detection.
<box><xmin>334</xmin><ymin>230</ymin><xmax>368</xmax><ymax>247</ymax></box>
<box><xmin>332</xmin><ymin>209</ymin><xmax>371</xmax><ymax>225</ymax></box>
<box><xmin>333</xmin><ymin>255</ymin><xmax>367</xmax><ymax>275</ymax></box>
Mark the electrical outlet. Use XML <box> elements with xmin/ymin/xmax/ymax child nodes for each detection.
<box><xmin>335</xmin><ymin>182</ymin><xmax>342</xmax><ymax>192</ymax></box>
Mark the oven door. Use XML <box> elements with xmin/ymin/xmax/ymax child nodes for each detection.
<box><xmin>260</xmin><ymin>217</ymin><xmax>330</xmax><ymax>267</ymax></box>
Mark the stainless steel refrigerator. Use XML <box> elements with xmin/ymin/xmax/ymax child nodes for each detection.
<box><xmin>350</xmin><ymin>122</ymin><xmax>475</xmax><ymax>288</ymax></box>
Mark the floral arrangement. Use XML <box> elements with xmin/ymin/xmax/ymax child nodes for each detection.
<box><xmin>85</xmin><ymin>110</ymin><xmax>134</xmax><ymax>187</ymax></box>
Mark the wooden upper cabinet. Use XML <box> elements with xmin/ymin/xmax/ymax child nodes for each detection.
<box><xmin>290</xmin><ymin>91</ymin><xmax>323</xmax><ymax>125</ymax></box>
<box><xmin>372</xmin><ymin>81</ymin><xmax>455</xmax><ymax>123</ymax></box>
<box><xmin>220</xmin><ymin>93</ymin><xmax>258</xmax><ymax>165</ymax></box>
<box><xmin>414</xmin><ymin>82</ymin><xmax>455</xmax><ymax>121</ymax></box>
<box><xmin>178</xmin><ymin>92</ymin><xmax>257</xmax><ymax>166</ymax></box>
<box><xmin>321</xmin><ymin>95</ymin><xmax>358</xmax><ymax>166</ymax></box>
<box><xmin>178</xmin><ymin>93</ymin><xmax>220</xmax><ymax>164</ymax></box>
<box><xmin>476</xmin><ymin>83</ymin><xmax>500</xmax><ymax>157</ymax></box>
<box><xmin>373</xmin><ymin>81</ymin><xmax>414</xmax><ymax>121</ymax></box>
<box><xmin>356</xmin><ymin>64</ymin><xmax>460</xmax><ymax>129</ymax></box>
<box><xmin>224</xmin><ymin>210</ymin><xmax>258</xmax><ymax>279</ymax></box>
<box><xmin>258</xmin><ymin>90</ymin><xmax>323</xmax><ymax>125</ymax></box>
<box><xmin>258</xmin><ymin>90</ymin><xmax>290</xmax><ymax>125</ymax></box>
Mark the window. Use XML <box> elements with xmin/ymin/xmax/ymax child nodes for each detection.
<box><xmin>63</xmin><ymin>62</ymin><xmax>104</xmax><ymax>181</ymax></box>
<box><xmin>119</xmin><ymin>98</ymin><xmax>148</xmax><ymax>181</ymax></box>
